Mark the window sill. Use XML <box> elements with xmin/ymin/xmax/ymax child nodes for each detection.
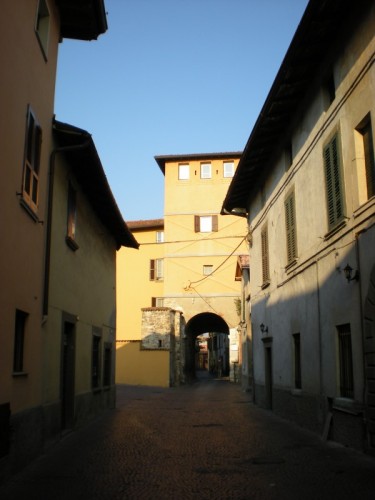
<box><xmin>12</xmin><ymin>371</ymin><xmax>28</xmax><ymax>378</ymax></box>
<box><xmin>65</xmin><ymin>236</ymin><xmax>79</xmax><ymax>251</ymax></box>
<box><xmin>261</xmin><ymin>280</ymin><xmax>270</xmax><ymax>290</ymax></box>
<box><xmin>291</xmin><ymin>388</ymin><xmax>302</xmax><ymax>396</ymax></box>
<box><xmin>92</xmin><ymin>387</ymin><xmax>102</xmax><ymax>394</ymax></box>
<box><xmin>285</xmin><ymin>259</ymin><xmax>298</xmax><ymax>273</ymax></box>
<box><xmin>19</xmin><ymin>197</ymin><xmax>40</xmax><ymax>223</ymax></box>
<box><xmin>332</xmin><ymin>397</ymin><xmax>363</xmax><ymax>415</ymax></box>
<box><xmin>324</xmin><ymin>219</ymin><xmax>347</xmax><ymax>241</ymax></box>
<box><xmin>353</xmin><ymin>196</ymin><xmax>375</xmax><ymax>219</ymax></box>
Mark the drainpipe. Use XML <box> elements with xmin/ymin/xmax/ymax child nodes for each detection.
<box><xmin>42</xmin><ymin>134</ymin><xmax>91</xmax><ymax>317</ymax></box>
<box><xmin>354</xmin><ymin>230</ymin><xmax>367</xmax><ymax>427</ymax></box>
<box><xmin>315</xmin><ymin>259</ymin><xmax>324</xmax><ymax>421</ymax></box>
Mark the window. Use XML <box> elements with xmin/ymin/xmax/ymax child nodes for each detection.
<box><xmin>178</xmin><ymin>164</ymin><xmax>189</xmax><ymax>180</ymax></box>
<box><xmin>194</xmin><ymin>215</ymin><xmax>218</xmax><ymax>233</ymax></box>
<box><xmin>203</xmin><ymin>265</ymin><xmax>213</xmax><ymax>276</ymax></box>
<box><xmin>152</xmin><ymin>297</ymin><xmax>164</xmax><ymax>307</ymax></box>
<box><xmin>150</xmin><ymin>259</ymin><xmax>164</xmax><ymax>280</ymax></box>
<box><xmin>293</xmin><ymin>333</ymin><xmax>301</xmax><ymax>389</ymax></box>
<box><xmin>13</xmin><ymin>310</ymin><xmax>28</xmax><ymax>373</ymax></box>
<box><xmin>103</xmin><ymin>343</ymin><xmax>112</xmax><ymax>387</ymax></box>
<box><xmin>285</xmin><ymin>142</ymin><xmax>293</xmax><ymax>171</ymax></box>
<box><xmin>285</xmin><ymin>190</ymin><xmax>297</xmax><ymax>264</ymax></box>
<box><xmin>200</xmin><ymin>162</ymin><xmax>212</xmax><ymax>179</ymax></box>
<box><xmin>156</xmin><ymin>231</ymin><xmax>164</xmax><ymax>243</ymax></box>
<box><xmin>66</xmin><ymin>182</ymin><xmax>78</xmax><ymax>250</ymax></box>
<box><xmin>261</xmin><ymin>224</ymin><xmax>270</xmax><ymax>286</ymax></box>
<box><xmin>223</xmin><ymin>161</ymin><xmax>234</xmax><ymax>178</ymax></box>
<box><xmin>324</xmin><ymin>134</ymin><xmax>345</xmax><ymax>230</ymax></box>
<box><xmin>35</xmin><ymin>0</ymin><xmax>50</xmax><ymax>59</ymax></box>
<box><xmin>337</xmin><ymin>324</ymin><xmax>354</xmax><ymax>399</ymax></box>
<box><xmin>92</xmin><ymin>332</ymin><xmax>101</xmax><ymax>389</ymax></box>
<box><xmin>356</xmin><ymin>115</ymin><xmax>375</xmax><ymax>201</ymax></box>
<box><xmin>22</xmin><ymin>107</ymin><xmax>42</xmax><ymax>214</ymax></box>
<box><xmin>324</xmin><ymin>73</ymin><xmax>335</xmax><ymax>109</ymax></box>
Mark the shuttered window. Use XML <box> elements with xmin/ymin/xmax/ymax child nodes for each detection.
<box><xmin>337</xmin><ymin>324</ymin><xmax>354</xmax><ymax>399</ymax></box>
<box><xmin>362</xmin><ymin>119</ymin><xmax>375</xmax><ymax>199</ymax></box>
<box><xmin>150</xmin><ymin>259</ymin><xmax>163</xmax><ymax>280</ymax></box>
<box><xmin>261</xmin><ymin>224</ymin><xmax>270</xmax><ymax>285</ymax></box>
<box><xmin>22</xmin><ymin>107</ymin><xmax>42</xmax><ymax>213</ymax></box>
<box><xmin>293</xmin><ymin>333</ymin><xmax>301</xmax><ymax>389</ymax></box>
<box><xmin>194</xmin><ymin>215</ymin><xmax>218</xmax><ymax>233</ymax></box>
<box><xmin>324</xmin><ymin>134</ymin><xmax>345</xmax><ymax>230</ymax></box>
<box><xmin>285</xmin><ymin>190</ymin><xmax>297</xmax><ymax>264</ymax></box>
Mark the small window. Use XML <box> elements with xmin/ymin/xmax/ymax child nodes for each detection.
<box><xmin>261</xmin><ymin>224</ymin><xmax>270</xmax><ymax>286</ymax></box>
<box><xmin>66</xmin><ymin>182</ymin><xmax>79</xmax><ymax>250</ymax></box>
<box><xmin>194</xmin><ymin>215</ymin><xmax>218</xmax><ymax>233</ymax></box>
<box><xmin>285</xmin><ymin>142</ymin><xmax>293</xmax><ymax>171</ymax></box>
<box><xmin>285</xmin><ymin>190</ymin><xmax>297</xmax><ymax>264</ymax></box>
<box><xmin>92</xmin><ymin>333</ymin><xmax>101</xmax><ymax>389</ymax></box>
<box><xmin>22</xmin><ymin>107</ymin><xmax>42</xmax><ymax>214</ymax></box>
<box><xmin>203</xmin><ymin>265</ymin><xmax>213</xmax><ymax>276</ymax></box>
<box><xmin>355</xmin><ymin>115</ymin><xmax>375</xmax><ymax>201</ymax></box>
<box><xmin>152</xmin><ymin>297</ymin><xmax>164</xmax><ymax>307</ymax></box>
<box><xmin>337</xmin><ymin>324</ymin><xmax>354</xmax><ymax>399</ymax></box>
<box><xmin>13</xmin><ymin>310</ymin><xmax>28</xmax><ymax>373</ymax></box>
<box><xmin>293</xmin><ymin>333</ymin><xmax>301</xmax><ymax>389</ymax></box>
<box><xmin>156</xmin><ymin>231</ymin><xmax>164</xmax><ymax>243</ymax></box>
<box><xmin>324</xmin><ymin>73</ymin><xmax>335</xmax><ymax>109</ymax></box>
<box><xmin>324</xmin><ymin>133</ymin><xmax>345</xmax><ymax>230</ymax></box>
<box><xmin>150</xmin><ymin>259</ymin><xmax>164</xmax><ymax>280</ymax></box>
<box><xmin>200</xmin><ymin>163</ymin><xmax>212</xmax><ymax>179</ymax></box>
<box><xmin>178</xmin><ymin>164</ymin><xmax>189</xmax><ymax>180</ymax></box>
<box><xmin>35</xmin><ymin>0</ymin><xmax>50</xmax><ymax>60</ymax></box>
<box><xmin>103</xmin><ymin>343</ymin><xmax>112</xmax><ymax>387</ymax></box>
<box><xmin>223</xmin><ymin>161</ymin><xmax>234</xmax><ymax>178</ymax></box>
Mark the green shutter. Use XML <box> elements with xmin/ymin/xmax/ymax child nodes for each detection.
<box><xmin>324</xmin><ymin>134</ymin><xmax>345</xmax><ymax>229</ymax></box>
<box><xmin>261</xmin><ymin>225</ymin><xmax>270</xmax><ymax>284</ymax></box>
<box><xmin>285</xmin><ymin>191</ymin><xmax>297</xmax><ymax>263</ymax></box>
<box><xmin>363</xmin><ymin>121</ymin><xmax>375</xmax><ymax>199</ymax></box>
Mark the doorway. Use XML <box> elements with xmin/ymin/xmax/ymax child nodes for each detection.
<box><xmin>264</xmin><ymin>341</ymin><xmax>273</xmax><ymax>409</ymax></box>
<box><xmin>61</xmin><ymin>319</ymin><xmax>75</xmax><ymax>430</ymax></box>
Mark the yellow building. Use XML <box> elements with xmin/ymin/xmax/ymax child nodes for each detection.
<box><xmin>0</xmin><ymin>0</ymin><xmax>117</xmax><ymax>477</ymax></box>
<box><xmin>116</xmin><ymin>220</ymin><xmax>170</xmax><ymax>387</ymax></box>
<box><xmin>116</xmin><ymin>153</ymin><xmax>248</xmax><ymax>385</ymax></box>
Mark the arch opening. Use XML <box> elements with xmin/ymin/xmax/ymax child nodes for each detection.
<box><xmin>184</xmin><ymin>313</ymin><xmax>229</xmax><ymax>381</ymax></box>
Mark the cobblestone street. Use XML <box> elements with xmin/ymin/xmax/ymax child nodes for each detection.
<box><xmin>1</xmin><ymin>373</ymin><xmax>375</xmax><ymax>499</ymax></box>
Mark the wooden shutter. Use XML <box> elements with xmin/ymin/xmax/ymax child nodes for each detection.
<box><xmin>324</xmin><ymin>134</ymin><xmax>344</xmax><ymax>229</ymax></box>
<box><xmin>151</xmin><ymin>297</ymin><xmax>156</xmax><ymax>307</ymax></box>
<box><xmin>212</xmin><ymin>215</ymin><xmax>218</xmax><ymax>232</ymax></box>
<box><xmin>150</xmin><ymin>259</ymin><xmax>155</xmax><ymax>280</ymax></box>
<box><xmin>261</xmin><ymin>225</ymin><xmax>270</xmax><ymax>284</ymax></box>
<box><xmin>285</xmin><ymin>191</ymin><xmax>297</xmax><ymax>263</ymax></box>
<box><xmin>362</xmin><ymin>121</ymin><xmax>375</xmax><ymax>199</ymax></box>
<box><xmin>194</xmin><ymin>215</ymin><xmax>200</xmax><ymax>232</ymax></box>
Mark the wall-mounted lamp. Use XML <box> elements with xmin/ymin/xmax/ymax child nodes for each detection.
<box><xmin>260</xmin><ymin>323</ymin><xmax>268</xmax><ymax>334</ymax></box>
<box><xmin>343</xmin><ymin>263</ymin><xmax>359</xmax><ymax>283</ymax></box>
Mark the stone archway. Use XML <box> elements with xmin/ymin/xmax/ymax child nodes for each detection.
<box><xmin>184</xmin><ymin>313</ymin><xmax>229</xmax><ymax>381</ymax></box>
<box><xmin>364</xmin><ymin>264</ymin><xmax>375</xmax><ymax>450</ymax></box>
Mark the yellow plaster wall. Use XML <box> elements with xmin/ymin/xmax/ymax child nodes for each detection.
<box><xmin>116</xmin><ymin>226</ymin><xmax>164</xmax><ymax>341</ymax></box>
<box><xmin>116</xmin><ymin>342</ymin><xmax>170</xmax><ymax>387</ymax></box>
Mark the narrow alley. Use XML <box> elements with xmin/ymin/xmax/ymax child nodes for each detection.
<box><xmin>1</xmin><ymin>374</ymin><xmax>375</xmax><ymax>500</ymax></box>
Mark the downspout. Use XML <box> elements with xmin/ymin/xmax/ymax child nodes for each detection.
<box><xmin>355</xmin><ymin>230</ymin><xmax>367</xmax><ymax>426</ymax></box>
<box><xmin>315</xmin><ymin>259</ymin><xmax>324</xmax><ymax>422</ymax></box>
<box><xmin>42</xmin><ymin>134</ymin><xmax>91</xmax><ymax>317</ymax></box>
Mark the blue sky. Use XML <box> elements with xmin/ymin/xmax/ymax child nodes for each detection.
<box><xmin>55</xmin><ymin>0</ymin><xmax>309</xmax><ymax>222</ymax></box>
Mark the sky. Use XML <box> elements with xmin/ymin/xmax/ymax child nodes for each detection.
<box><xmin>54</xmin><ymin>0</ymin><xmax>309</xmax><ymax>222</ymax></box>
